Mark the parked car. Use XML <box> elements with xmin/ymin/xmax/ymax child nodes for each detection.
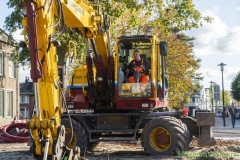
<box><xmin>216</xmin><ymin>110</ymin><xmax>222</xmax><ymax>117</ymax></box>
<box><xmin>215</xmin><ymin>110</ymin><xmax>230</xmax><ymax>117</ymax></box>
<box><xmin>236</xmin><ymin>108</ymin><xmax>240</xmax><ymax>119</ymax></box>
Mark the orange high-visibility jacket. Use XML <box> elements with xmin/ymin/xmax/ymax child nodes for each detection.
<box><xmin>127</xmin><ymin>58</ymin><xmax>151</xmax><ymax>77</ymax></box>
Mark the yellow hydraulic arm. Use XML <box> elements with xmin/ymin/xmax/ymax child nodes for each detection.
<box><xmin>19</xmin><ymin>0</ymin><xmax>112</xmax><ymax>159</ymax></box>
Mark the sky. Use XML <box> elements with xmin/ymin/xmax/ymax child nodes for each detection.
<box><xmin>0</xmin><ymin>0</ymin><xmax>240</xmax><ymax>90</ymax></box>
<box><xmin>185</xmin><ymin>0</ymin><xmax>240</xmax><ymax>91</ymax></box>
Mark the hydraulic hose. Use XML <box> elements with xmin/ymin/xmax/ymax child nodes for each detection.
<box><xmin>0</xmin><ymin>123</ymin><xmax>30</xmax><ymax>143</ymax></box>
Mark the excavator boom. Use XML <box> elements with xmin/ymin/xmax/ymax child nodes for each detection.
<box><xmin>20</xmin><ymin>0</ymin><xmax>111</xmax><ymax>159</ymax></box>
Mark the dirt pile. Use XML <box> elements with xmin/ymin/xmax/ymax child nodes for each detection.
<box><xmin>186</xmin><ymin>138</ymin><xmax>240</xmax><ymax>160</ymax></box>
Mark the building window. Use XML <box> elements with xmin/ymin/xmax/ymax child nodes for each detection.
<box><xmin>6</xmin><ymin>91</ymin><xmax>13</xmax><ymax>118</ymax></box>
<box><xmin>20</xmin><ymin>108</ymin><xmax>29</xmax><ymax>119</ymax></box>
<box><xmin>20</xmin><ymin>95</ymin><xmax>29</xmax><ymax>104</ymax></box>
<box><xmin>9</xmin><ymin>61</ymin><xmax>15</xmax><ymax>78</ymax></box>
<box><xmin>191</xmin><ymin>97</ymin><xmax>195</xmax><ymax>103</ymax></box>
<box><xmin>0</xmin><ymin>90</ymin><xmax>3</xmax><ymax>118</ymax></box>
<box><xmin>0</xmin><ymin>52</ymin><xmax>3</xmax><ymax>76</ymax></box>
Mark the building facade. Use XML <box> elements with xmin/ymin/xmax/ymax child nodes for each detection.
<box><xmin>0</xmin><ymin>29</ymin><xmax>19</xmax><ymax>126</ymax></box>
<box><xmin>19</xmin><ymin>78</ymin><xmax>34</xmax><ymax>118</ymax></box>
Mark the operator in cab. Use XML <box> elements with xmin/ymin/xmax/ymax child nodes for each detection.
<box><xmin>127</xmin><ymin>50</ymin><xmax>151</xmax><ymax>91</ymax></box>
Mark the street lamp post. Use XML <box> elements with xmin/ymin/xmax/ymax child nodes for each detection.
<box><xmin>218</xmin><ymin>62</ymin><xmax>227</xmax><ymax>127</ymax></box>
<box><xmin>205</xmin><ymin>88</ymin><xmax>209</xmax><ymax>110</ymax></box>
<box><xmin>209</xmin><ymin>81</ymin><xmax>215</xmax><ymax>112</ymax></box>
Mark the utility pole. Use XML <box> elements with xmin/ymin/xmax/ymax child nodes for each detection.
<box><xmin>205</xmin><ymin>88</ymin><xmax>209</xmax><ymax>110</ymax></box>
<box><xmin>218</xmin><ymin>62</ymin><xmax>227</xmax><ymax>127</ymax></box>
<box><xmin>209</xmin><ymin>81</ymin><xmax>215</xmax><ymax>112</ymax></box>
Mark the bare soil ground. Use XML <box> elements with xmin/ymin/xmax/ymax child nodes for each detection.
<box><xmin>0</xmin><ymin>139</ymin><xmax>240</xmax><ymax>160</ymax></box>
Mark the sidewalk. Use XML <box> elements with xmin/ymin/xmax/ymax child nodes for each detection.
<box><xmin>212</xmin><ymin>117</ymin><xmax>240</xmax><ymax>140</ymax></box>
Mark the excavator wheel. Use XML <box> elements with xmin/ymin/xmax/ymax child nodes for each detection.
<box><xmin>61</xmin><ymin>118</ymin><xmax>89</xmax><ymax>156</ymax></box>
<box><xmin>173</xmin><ymin>117</ymin><xmax>192</xmax><ymax>148</ymax></box>
<box><xmin>141</xmin><ymin>116</ymin><xmax>190</xmax><ymax>156</ymax></box>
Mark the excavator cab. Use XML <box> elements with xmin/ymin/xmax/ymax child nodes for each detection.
<box><xmin>117</xmin><ymin>39</ymin><xmax>152</xmax><ymax>97</ymax></box>
<box><xmin>115</xmin><ymin>34</ymin><xmax>168</xmax><ymax>110</ymax></box>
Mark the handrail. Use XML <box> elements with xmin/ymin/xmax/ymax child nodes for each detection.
<box><xmin>68</xmin><ymin>40</ymin><xmax>75</xmax><ymax>69</ymax></box>
<box><xmin>68</xmin><ymin>40</ymin><xmax>81</xmax><ymax>68</ymax></box>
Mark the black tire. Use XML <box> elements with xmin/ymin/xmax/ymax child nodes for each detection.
<box><xmin>174</xmin><ymin>117</ymin><xmax>191</xmax><ymax>147</ymax></box>
<box><xmin>142</xmin><ymin>116</ymin><xmax>190</xmax><ymax>156</ymax></box>
<box><xmin>61</xmin><ymin>118</ymin><xmax>88</xmax><ymax>156</ymax></box>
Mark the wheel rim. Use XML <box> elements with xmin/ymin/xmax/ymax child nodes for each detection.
<box><xmin>65</xmin><ymin>128</ymin><xmax>77</xmax><ymax>149</ymax></box>
<box><xmin>149</xmin><ymin>127</ymin><xmax>171</xmax><ymax>152</ymax></box>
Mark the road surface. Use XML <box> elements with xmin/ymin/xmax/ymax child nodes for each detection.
<box><xmin>213</xmin><ymin>117</ymin><xmax>240</xmax><ymax>140</ymax></box>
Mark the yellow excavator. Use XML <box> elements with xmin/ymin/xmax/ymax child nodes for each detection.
<box><xmin>19</xmin><ymin>0</ymin><xmax>216</xmax><ymax>159</ymax></box>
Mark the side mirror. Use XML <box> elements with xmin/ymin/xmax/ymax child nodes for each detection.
<box><xmin>160</xmin><ymin>41</ymin><xmax>167</xmax><ymax>56</ymax></box>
